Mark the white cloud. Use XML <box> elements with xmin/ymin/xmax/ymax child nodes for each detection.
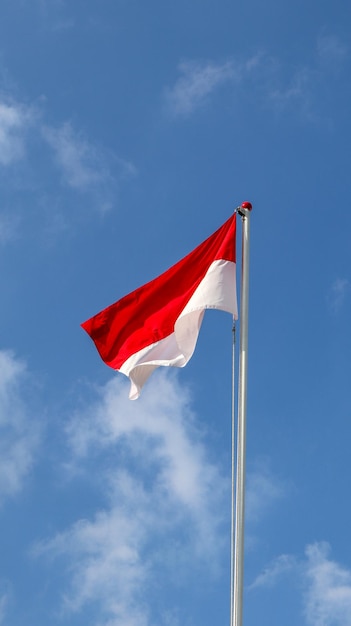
<box><xmin>165</xmin><ymin>50</ymin><xmax>322</xmax><ymax>119</ymax></box>
<box><xmin>317</xmin><ymin>34</ymin><xmax>348</xmax><ymax>66</ymax></box>
<box><xmin>41</xmin><ymin>122</ymin><xmax>136</xmax><ymax>212</ymax></box>
<box><xmin>267</xmin><ymin>33</ymin><xmax>348</xmax><ymax>117</ymax></box>
<box><xmin>165</xmin><ymin>59</ymin><xmax>236</xmax><ymax>116</ymax></box>
<box><xmin>35</xmin><ymin>373</ymin><xmax>228</xmax><ymax>625</ymax></box>
<box><xmin>327</xmin><ymin>278</ymin><xmax>350</xmax><ymax>314</ymax></box>
<box><xmin>0</xmin><ymin>596</ymin><xmax>7</xmax><ymax>625</ymax></box>
<box><xmin>165</xmin><ymin>54</ymin><xmax>265</xmax><ymax>117</ymax></box>
<box><xmin>0</xmin><ymin>212</ymin><xmax>19</xmax><ymax>244</ymax></box>
<box><xmin>0</xmin><ymin>89</ymin><xmax>136</xmax><ymax>228</ymax></box>
<box><xmin>0</xmin><ymin>581</ymin><xmax>10</xmax><ymax>626</ymax></box>
<box><xmin>0</xmin><ymin>350</ymin><xmax>40</xmax><ymax>501</ymax></box>
<box><xmin>67</xmin><ymin>372</ymin><xmax>223</xmax><ymax>519</ymax></box>
<box><xmin>38</xmin><ymin>495</ymin><xmax>150</xmax><ymax>625</ymax></box>
<box><xmin>0</xmin><ymin>100</ymin><xmax>34</xmax><ymax>166</ymax></box>
<box><xmin>249</xmin><ymin>542</ymin><xmax>351</xmax><ymax>625</ymax></box>
<box><xmin>166</xmin><ymin>36</ymin><xmax>344</xmax><ymax>121</ymax></box>
<box><xmin>246</xmin><ymin>461</ymin><xmax>286</xmax><ymax>524</ymax></box>
<box><xmin>304</xmin><ymin>542</ymin><xmax>351</xmax><ymax>626</ymax></box>
<box><xmin>249</xmin><ymin>553</ymin><xmax>296</xmax><ymax>590</ymax></box>
<box><xmin>42</xmin><ymin>122</ymin><xmax>111</xmax><ymax>191</ymax></box>
<box><xmin>268</xmin><ymin>66</ymin><xmax>314</xmax><ymax>111</ymax></box>
<box><xmin>23</xmin><ymin>0</ymin><xmax>73</xmax><ymax>29</ymax></box>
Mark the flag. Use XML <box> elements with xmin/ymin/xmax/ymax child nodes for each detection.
<box><xmin>81</xmin><ymin>213</ymin><xmax>237</xmax><ymax>399</ymax></box>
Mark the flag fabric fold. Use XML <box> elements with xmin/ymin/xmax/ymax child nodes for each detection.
<box><xmin>81</xmin><ymin>213</ymin><xmax>237</xmax><ymax>399</ymax></box>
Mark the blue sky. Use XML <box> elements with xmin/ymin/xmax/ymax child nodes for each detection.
<box><xmin>0</xmin><ymin>1</ymin><xmax>351</xmax><ymax>625</ymax></box>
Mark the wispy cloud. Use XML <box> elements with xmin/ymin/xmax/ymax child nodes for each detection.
<box><xmin>41</xmin><ymin>121</ymin><xmax>136</xmax><ymax>212</ymax></box>
<box><xmin>36</xmin><ymin>488</ymin><xmax>151</xmax><ymax>625</ymax></box>
<box><xmin>0</xmin><ymin>581</ymin><xmax>11</xmax><ymax>626</ymax></box>
<box><xmin>165</xmin><ymin>53</ymin><xmax>312</xmax><ymax>119</ymax></box>
<box><xmin>66</xmin><ymin>373</ymin><xmax>224</xmax><ymax>526</ymax></box>
<box><xmin>0</xmin><ymin>100</ymin><xmax>35</xmax><ymax>166</ymax></box>
<box><xmin>268</xmin><ymin>34</ymin><xmax>348</xmax><ymax>117</ymax></box>
<box><xmin>246</xmin><ymin>461</ymin><xmax>286</xmax><ymax>524</ymax></box>
<box><xmin>268</xmin><ymin>66</ymin><xmax>314</xmax><ymax>113</ymax></box>
<box><xmin>167</xmin><ymin>32</ymin><xmax>348</xmax><ymax>121</ymax></box>
<box><xmin>34</xmin><ymin>373</ymin><xmax>228</xmax><ymax>625</ymax></box>
<box><xmin>317</xmin><ymin>34</ymin><xmax>348</xmax><ymax>67</ymax></box>
<box><xmin>23</xmin><ymin>0</ymin><xmax>74</xmax><ymax>31</ymax></box>
<box><xmin>0</xmin><ymin>85</ymin><xmax>136</xmax><ymax>222</ymax></box>
<box><xmin>42</xmin><ymin>122</ymin><xmax>111</xmax><ymax>191</ymax></box>
<box><xmin>249</xmin><ymin>553</ymin><xmax>296</xmax><ymax>590</ymax></box>
<box><xmin>304</xmin><ymin>542</ymin><xmax>351</xmax><ymax>626</ymax></box>
<box><xmin>250</xmin><ymin>542</ymin><xmax>351</xmax><ymax>625</ymax></box>
<box><xmin>165</xmin><ymin>59</ymin><xmax>237</xmax><ymax>117</ymax></box>
<box><xmin>0</xmin><ymin>53</ymin><xmax>139</xmax><ymax>225</ymax></box>
<box><xmin>0</xmin><ymin>350</ymin><xmax>41</xmax><ymax>502</ymax></box>
<box><xmin>0</xmin><ymin>212</ymin><xmax>19</xmax><ymax>244</ymax></box>
<box><xmin>327</xmin><ymin>278</ymin><xmax>350</xmax><ymax>314</ymax></box>
<box><xmin>244</xmin><ymin>461</ymin><xmax>288</xmax><ymax>552</ymax></box>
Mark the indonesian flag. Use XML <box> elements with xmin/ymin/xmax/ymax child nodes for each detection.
<box><xmin>81</xmin><ymin>213</ymin><xmax>237</xmax><ymax>399</ymax></box>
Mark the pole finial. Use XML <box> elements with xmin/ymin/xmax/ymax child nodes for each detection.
<box><xmin>241</xmin><ymin>201</ymin><xmax>252</xmax><ymax>211</ymax></box>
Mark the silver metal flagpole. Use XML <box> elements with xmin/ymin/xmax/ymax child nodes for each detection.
<box><xmin>232</xmin><ymin>201</ymin><xmax>252</xmax><ymax>626</ymax></box>
<box><xmin>230</xmin><ymin>315</ymin><xmax>236</xmax><ymax>626</ymax></box>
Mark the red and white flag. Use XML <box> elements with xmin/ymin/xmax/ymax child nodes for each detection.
<box><xmin>81</xmin><ymin>214</ymin><xmax>237</xmax><ymax>399</ymax></box>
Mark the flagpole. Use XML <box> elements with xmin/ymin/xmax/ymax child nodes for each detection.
<box><xmin>232</xmin><ymin>201</ymin><xmax>252</xmax><ymax>626</ymax></box>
